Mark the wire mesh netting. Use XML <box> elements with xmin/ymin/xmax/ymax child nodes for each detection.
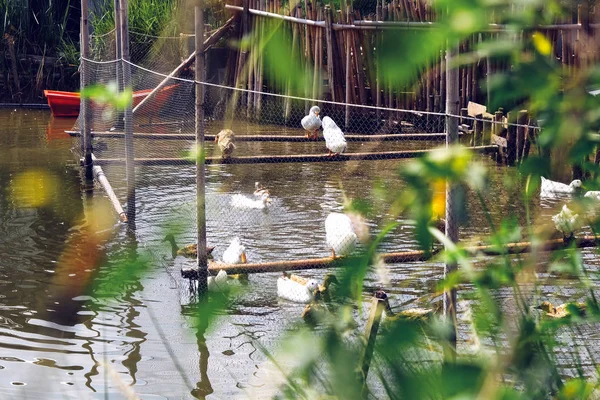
<box><xmin>68</xmin><ymin>14</ymin><xmax>600</xmax><ymax>396</ymax></box>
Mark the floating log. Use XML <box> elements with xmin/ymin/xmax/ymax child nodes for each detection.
<box><xmin>67</xmin><ymin>130</ymin><xmax>461</xmax><ymax>141</ymax></box>
<box><xmin>199</xmin><ymin>235</ymin><xmax>600</xmax><ymax>275</ymax></box>
<box><xmin>91</xmin><ymin>145</ymin><xmax>498</xmax><ymax>166</ymax></box>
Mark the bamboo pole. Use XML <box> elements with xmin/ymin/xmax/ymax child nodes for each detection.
<box><xmin>131</xmin><ymin>17</ymin><xmax>234</xmax><ymax>115</ymax></box>
<box><xmin>225</xmin><ymin>5</ymin><xmax>599</xmax><ymax>31</ymax></box>
<box><xmin>507</xmin><ymin>113</ymin><xmax>517</xmax><ymax>166</ymax></box>
<box><xmin>113</xmin><ymin>0</ymin><xmax>123</xmax><ymax>128</ymax></box>
<box><xmin>91</xmin><ymin>154</ymin><xmax>127</xmax><ymax>222</ymax></box>
<box><xmin>444</xmin><ymin>41</ymin><xmax>460</xmax><ymax>360</ymax></box>
<box><xmin>81</xmin><ymin>0</ymin><xmax>93</xmax><ymax>181</ymax></box>
<box><xmin>120</xmin><ymin>0</ymin><xmax>135</xmax><ymax>227</ymax></box>
<box><xmin>345</xmin><ymin>6</ymin><xmax>352</xmax><ymax>129</ymax></box>
<box><xmin>285</xmin><ymin>5</ymin><xmax>300</xmax><ymax>123</ymax></box>
<box><xmin>92</xmin><ymin>145</ymin><xmax>498</xmax><ymax>166</ymax></box>
<box><xmin>359</xmin><ymin>296</ymin><xmax>385</xmax><ymax>392</ymax></box>
<box><xmin>516</xmin><ymin>110</ymin><xmax>527</xmax><ymax>164</ymax></box>
<box><xmin>324</xmin><ymin>6</ymin><xmax>337</xmax><ymax>102</ymax></box>
<box><xmin>376</xmin><ymin>0</ymin><xmax>382</xmax><ymax>118</ymax></box>
<box><xmin>201</xmin><ymin>236</ymin><xmax>600</xmax><ymax>275</ymax></box>
<box><xmin>195</xmin><ymin>5</ymin><xmax>209</xmax><ymax>290</ymax></box>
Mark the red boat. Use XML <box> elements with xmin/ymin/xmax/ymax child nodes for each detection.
<box><xmin>44</xmin><ymin>85</ymin><xmax>179</xmax><ymax>118</ymax></box>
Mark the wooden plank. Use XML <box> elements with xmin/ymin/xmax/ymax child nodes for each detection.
<box><xmin>467</xmin><ymin>101</ymin><xmax>486</xmax><ymax>117</ymax></box>
<box><xmin>67</xmin><ymin>131</ymin><xmax>461</xmax><ymax>141</ymax></box>
<box><xmin>188</xmin><ymin>235</ymin><xmax>600</xmax><ymax>275</ymax></box>
<box><xmin>91</xmin><ymin>146</ymin><xmax>498</xmax><ymax>166</ymax></box>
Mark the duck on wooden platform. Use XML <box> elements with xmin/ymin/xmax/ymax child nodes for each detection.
<box><xmin>540</xmin><ymin>177</ymin><xmax>582</xmax><ymax>196</ymax></box>
<box><xmin>163</xmin><ymin>234</ymin><xmax>215</xmax><ymax>259</ymax></box>
<box><xmin>277</xmin><ymin>272</ymin><xmax>319</xmax><ymax>304</ymax></box>
<box><xmin>322</xmin><ymin>116</ymin><xmax>347</xmax><ymax>156</ymax></box>
<box><xmin>325</xmin><ymin>212</ymin><xmax>357</xmax><ymax>259</ymax></box>
<box><xmin>374</xmin><ymin>290</ymin><xmax>434</xmax><ymax>323</ymax></box>
<box><xmin>551</xmin><ymin>204</ymin><xmax>581</xmax><ymax>242</ymax></box>
<box><xmin>536</xmin><ymin>300</ymin><xmax>587</xmax><ymax>318</ymax></box>
<box><xmin>254</xmin><ymin>181</ymin><xmax>270</xmax><ymax>197</ymax></box>
<box><xmin>222</xmin><ymin>237</ymin><xmax>247</xmax><ymax>264</ymax></box>
<box><xmin>301</xmin><ymin>105</ymin><xmax>321</xmax><ymax>140</ymax></box>
<box><xmin>215</xmin><ymin>129</ymin><xmax>236</xmax><ymax>159</ymax></box>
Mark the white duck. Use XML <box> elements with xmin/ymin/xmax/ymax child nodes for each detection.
<box><xmin>222</xmin><ymin>237</ymin><xmax>247</xmax><ymax>264</ymax></box>
<box><xmin>231</xmin><ymin>192</ymin><xmax>271</xmax><ymax>209</ymax></box>
<box><xmin>207</xmin><ymin>270</ymin><xmax>228</xmax><ymax>292</ymax></box>
<box><xmin>277</xmin><ymin>273</ymin><xmax>320</xmax><ymax>303</ymax></box>
<box><xmin>325</xmin><ymin>212</ymin><xmax>358</xmax><ymax>258</ymax></box>
<box><xmin>540</xmin><ymin>177</ymin><xmax>582</xmax><ymax>196</ymax></box>
<box><xmin>552</xmin><ymin>204</ymin><xmax>581</xmax><ymax>240</ymax></box>
<box><xmin>301</xmin><ymin>105</ymin><xmax>321</xmax><ymax>140</ymax></box>
<box><xmin>322</xmin><ymin>116</ymin><xmax>347</xmax><ymax>156</ymax></box>
<box><xmin>254</xmin><ymin>181</ymin><xmax>270</xmax><ymax>197</ymax></box>
<box><xmin>584</xmin><ymin>191</ymin><xmax>600</xmax><ymax>201</ymax></box>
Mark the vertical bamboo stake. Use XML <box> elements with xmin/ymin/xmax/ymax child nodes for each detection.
<box><xmin>304</xmin><ymin>1</ymin><xmax>311</xmax><ymax>114</ymax></box>
<box><xmin>359</xmin><ymin>296</ymin><xmax>385</xmax><ymax>392</ymax></box>
<box><xmin>120</xmin><ymin>0</ymin><xmax>135</xmax><ymax>227</ymax></box>
<box><xmin>507</xmin><ymin>113</ymin><xmax>517</xmax><ymax>166</ymax></box>
<box><xmin>114</xmin><ymin>0</ymin><xmax>123</xmax><ymax>129</ymax></box>
<box><xmin>345</xmin><ymin>7</ymin><xmax>352</xmax><ymax>129</ymax></box>
<box><xmin>285</xmin><ymin>5</ymin><xmax>299</xmax><ymax>123</ymax></box>
<box><xmin>444</xmin><ymin>41</ymin><xmax>460</xmax><ymax>361</ymax></box>
<box><xmin>324</xmin><ymin>6</ymin><xmax>336</xmax><ymax>102</ymax></box>
<box><xmin>195</xmin><ymin>5</ymin><xmax>208</xmax><ymax>290</ymax></box>
<box><xmin>312</xmin><ymin>7</ymin><xmax>321</xmax><ymax>105</ymax></box>
<box><xmin>247</xmin><ymin>12</ymin><xmax>254</xmax><ymax>119</ymax></box>
<box><xmin>516</xmin><ymin>110</ymin><xmax>527</xmax><ymax>164</ymax></box>
<box><xmin>81</xmin><ymin>0</ymin><xmax>93</xmax><ymax>181</ymax></box>
<box><xmin>376</xmin><ymin>0</ymin><xmax>382</xmax><ymax>118</ymax></box>
<box><xmin>521</xmin><ymin>111</ymin><xmax>531</xmax><ymax>161</ymax></box>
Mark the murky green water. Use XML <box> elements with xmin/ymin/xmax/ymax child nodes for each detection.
<box><xmin>1</xmin><ymin>108</ymin><xmax>599</xmax><ymax>398</ymax></box>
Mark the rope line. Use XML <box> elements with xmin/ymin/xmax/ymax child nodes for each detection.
<box><xmin>81</xmin><ymin>56</ymin><xmax>541</xmax><ymax>129</ymax></box>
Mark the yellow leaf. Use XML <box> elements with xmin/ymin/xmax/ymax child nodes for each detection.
<box><xmin>10</xmin><ymin>169</ymin><xmax>57</xmax><ymax>208</ymax></box>
<box><xmin>532</xmin><ymin>31</ymin><xmax>552</xmax><ymax>56</ymax></box>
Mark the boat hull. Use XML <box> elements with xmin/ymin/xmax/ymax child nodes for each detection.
<box><xmin>44</xmin><ymin>85</ymin><xmax>178</xmax><ymax>118</ymax></box>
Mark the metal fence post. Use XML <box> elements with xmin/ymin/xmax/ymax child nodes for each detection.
<box><xmin>444</xmin><ymin>42</ymin><xmax>460</xmax><ymax>360</ymax></box>
<box><xmin>196</xmin><ymin>5</ymin><xmax>208</xmax><ymax>292</ymax></box>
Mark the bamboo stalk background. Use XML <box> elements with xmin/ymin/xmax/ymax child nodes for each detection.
<box><xmin>220</xmin><ymin>0</ymin><xmax>595</xmax><ymax>127</ymax></box>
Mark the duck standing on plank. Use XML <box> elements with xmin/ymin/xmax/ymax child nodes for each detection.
<box><xmin>215</xmin><ymin>129</ymin><xmax>236</xmax><ymax>159</ymax></box>
<box><xmin>325</xmin><ymin>212</ymin><xmax>357</xmax><ymax>258</ymax></box>
<box><xmin>322</xmin><ymin>116</ymin><xmax>347</xmax><ymax>156</ymax></box>
<box><xmin>301</xmin><ymin>105</ymin><xmax>321</xmax><ymax>140</ymax></box>
<box><xmin>222</xmin><ymin>237</ymin><xmax>248</xmax><ymax>264</ymax></box>
<box><xmin>163</xmin><ymin>234</ymin><xmax>214</xmax><ymax>259</ymax></box>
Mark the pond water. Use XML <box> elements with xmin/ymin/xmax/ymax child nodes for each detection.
<box><xmin>0</xmin><ymin>108</ymin><xmax>599</xmax><ymax>399</ymax></box>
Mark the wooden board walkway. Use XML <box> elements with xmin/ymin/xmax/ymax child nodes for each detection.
<box><xmin>67</xmin><ymin>130</ymin><xmax>460</xmax><ymax>142</ymax></box>
<box><xmin>201</xmin><ymin>236</ymin><xmax>600</xmax><ymax>275</ymax></box>
<box><xmin>90</xmin><ymin>145</ymin><xmax>497</xmax><ymax>166</ymax></box>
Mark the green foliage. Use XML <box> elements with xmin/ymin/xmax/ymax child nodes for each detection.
<box><xmin>80</xmin><ymin>82</ymin><xmax>133</xmax><ymax>109</ymax></box>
